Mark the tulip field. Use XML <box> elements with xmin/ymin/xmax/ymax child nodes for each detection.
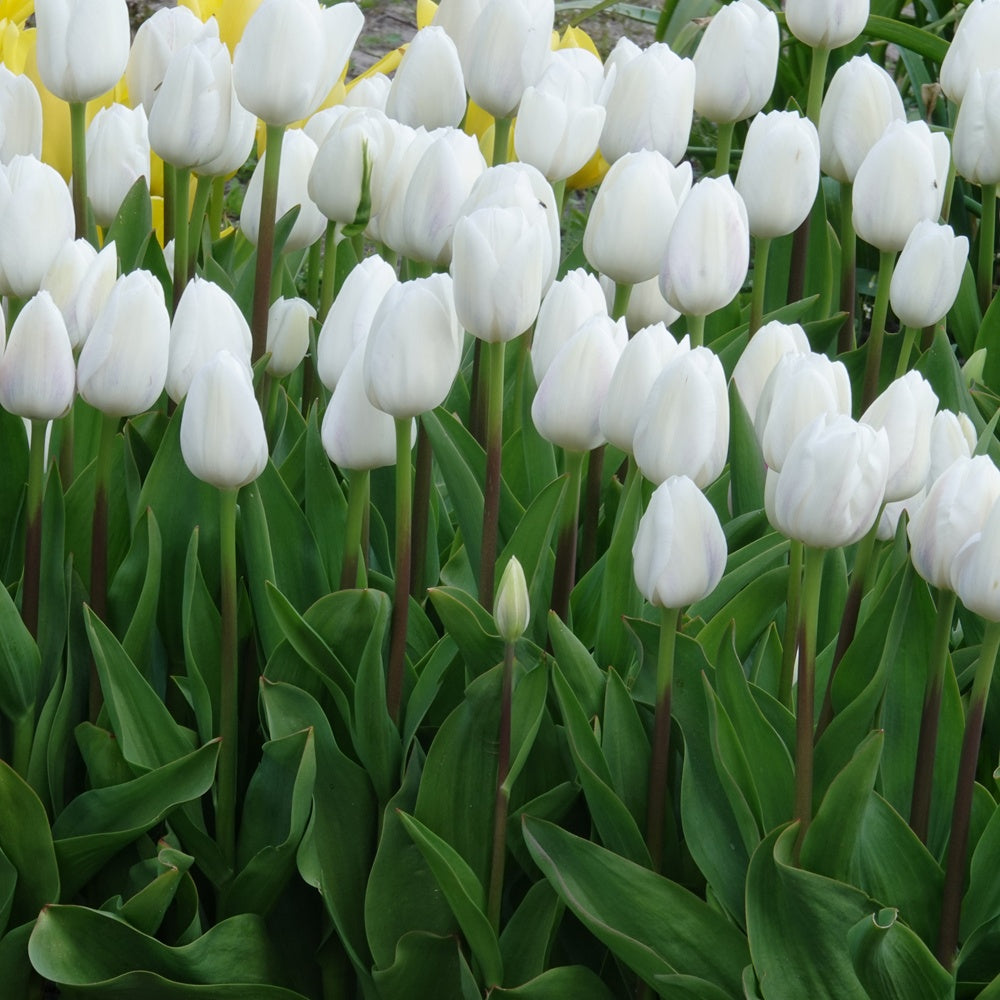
<box><xmin>5</xmin><ymin>0</ymin><xmax>1000</xmax><ymax>995</ymax></box>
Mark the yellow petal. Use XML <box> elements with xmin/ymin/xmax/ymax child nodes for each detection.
<box><xmin>558</xmin><ymin>25</ymin><xmax>601</xmax><ymax>58</ymax></box>
<box><xmin>416</xmin><ymin>0</ymin><xmax>437</xmax><ymax>30</ymax></box>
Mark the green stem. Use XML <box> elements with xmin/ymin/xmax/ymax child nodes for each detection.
<box><xmin>779</xmin><ymin>539</ymin><xmax>804</xmax><ymax>708</ymax></box>
<box><xmin>217</xmin><ymin>486</ymin><xmax>240</xmax><ymax>872</ymax></box>
<box><xmin>479</xmin><ymin>340</ymin><xmax>506</xmax><ymax>611</ymax></box>
<box><xmin>187</xmin><ymin>173</ymin><xmax>214</xmax><ymax>276</ymax></box>
<box><xmin>805</xmin><ymin>46</ymin><xmax>830</xmax><ymax>127</ymax></box>
<box><xmin>550</xmin><ymin>450</ymin><xmax>585</xmax><ymax>623</ymax></box>
<box><xmin>487</xmin><ymin>640</ymin><xmax>515</xmax><ymax>932</ymax></box>
<box><xmin>580</xmin><ymin>445</ymin><xmax>604</xmax><ymax>576</ymax></box>
<box><xmin>251</xmin><ymin>123</ymin><xmax>286</xmax><ymax>365</ymax></box>
<box><xmin>749</xmin><ymin>236</ymin><xmax>772</xmax><ymax>337</ymax></box>
<box><xmin>340</xmin><ymin>468</ymin><xmax>370</xmax><ymax>590</ymax></box>
<box><xmin>910</xmin><ymin>589</ymin><xmax>957</xmax><ymax>844</ymax></box>
<box><xmin>209</xmin><ymin>174</ymin><xmax>225</xmax><ymax>239</ymax></box>
<box><xmin>59</xmin><ymin>404</ymin><xmax>75</xmax><ymax>490</ymax></box>
<box><xmin>793</xmin><ymin>545</ymin><xmax>825</xmax><ymax>863</ymax></box>
<box><xmin>646</xmin><ymin>605</ymin><xmax>681</xmax><ymax>873</ymax></box>
<box><xmin>712</xmin><ymin>121</ymin><xmax>734</xmax><ymax>178</ymax></box>
<box><xmin>978</xmin><ymin>183</ymin><xmax>996</xmax><ymax>316</ymax></box>
<box><xmin>410</xmin><ymin>419</ymin><xmax>432</xmax><ymax>600</ymax></box>
<box><xmin>838</xmin><ymin>183</ymin><xmax>857</xmax><ymax>353</ymax></box>
<box><xmin>173</xmin><ymin>167</ymin><xmax>191</xmax><ymax>313</ymax></box>
<box><xmin>611</xmin><ymin>281</ymin><xmax>632</xmax><ymax>323</ymax></box>
<box><xmin>88</xmin><ymin>413</ymin><xmax>118</xmax><ymax>719</ymax></box>
<box><xmin>861</xmin><ymin>250</ymin><xmax>896</xmax><ymax>412</ymax></box>
<box><xmin>552</xmin><ymin>178</ymin><xmax>566</xmax><ymax>219</ymax></box>
<box><xmin>69</xmin><ymin>101</ymin><xmax>89</xmax><ymax>242</ymax></box>
<box><xmin>163</xmin><ymin>162</ymin><xmax>176</xmax><ymax>246</ymax></box>
<box><xmin>937</xmin><ymin>619</ymin><xmax>1000</xmax><ymax>968</ymax></box>
<box><xmin>895</xmin><ymin>326</ymin><xmax>919</xmax><ymax>379</ymax></box>
<box><xmin>492</xmin><ymin>117</ymin><xmax>512</xmax><ymax>167</ymax></box>
<box><xmin>687</xmin><ymin>313</ymin><xmax>705</xmax><ymax>349</ymax></box>
<box><xmin>386</xmin><ymin>418</ymin><xmax>413</xmax><ymax>724</ymax></box>
<box><xmin>23</xmin><ymin>419</ymin><xmax>47</xmax><ymax>640</ymax></box>
<box><xmin>306</xmin><ymin>238</ymin><xmax>321</xmax><ymax>313</ymax></box>
<box><xmin>319</xmin><ymin>222</ymin><xmax>340</xmax><ymax>322</ymax></box>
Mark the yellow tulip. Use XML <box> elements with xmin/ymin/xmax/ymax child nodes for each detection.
<box><xmin>179</xmin><ymin>0</ymin><xmax>265</xmax><ymax>54</ymax></box>
<box><xmin>416</xmin><ymin>0</ymin><xmax>436</xmax><ymax>29</ymax></box>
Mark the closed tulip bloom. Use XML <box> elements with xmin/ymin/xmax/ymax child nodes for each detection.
<box><xmin>372</xmin><ymin>123</ymin><xmax>438</xmax><ymax>252</ymax></box>
<box><xmin>233</xmin><ymin>0</ymin><xmax>364</xmax><ymax>127</ymax></box>
<box><xmin>601</xmin><ymin>274</ymin><xmax>681</xmax><ymax>332</ymax></box>
<box><xmin>755</xmin><ymin>351</ymin><xmax>852</xmax><ymax>471</ymax></box>
<box><xmin>66</xmin><ymin>239</ymin><xmax>119</xmax><ymax>351</ymax></box>
<box><xmin>632</xmin><ymin>475</ymin><xmax>727</xmax><ymax>608</ymax></box>
<box><xmin>860</xmin><ymin>371</ymin><xmax>938</xmax><ymax>502</ymax></box>
<box><xmin>952</xmin><ymin>70</ymin><xmax>1000</xmax><ymax>185</ymax></box>
<box><xmin>951</xmin><ymin>499</ymin><xmax>1000</xmax><ymax>619</ymax></box>
<box><xmin>322</xmin><ymin>343</ymin><xmax>408</xmax><ymax>471</ymax></box>
<box><xmin>785</xmin><ymin>0</ymin><xmax>869</xmax><ymax>49</ymax></box>
<box><xmin>852</xmin><ymin>120</ymin><xmax>950</xmax><ymax>252</ymax></box>
<box><xmin>599</xmin><ymin>43</ymin><xmax>694</xmax><ymax>166</ymax></box>
<box><xmin>463</xmin><ymin>0</ymin><xmax>555</xmax><ymax>119</ymax></box>
<box><xmin>77</xmin><ymin>270</ymin><xmax>170</xmax><ymax>416</ymax></box>
<box><xmin>516</xmin><ymin>49</ymin><xmax>607</xmax><ymax>181</ymax></box>
<box><xmin>692</xmin><ymin>0</ymin><xmax>779</xmax><ymax>124</ymax></box>
<box><xmin>432</xmin><ymin>0</ymin><xmax>489</xmax><ymax>69</ymax></box>
<box><xmin>316</xmin><ymin>255</ymin><xmax>397</xmax><ymax>391</ymax></box>
<box><xmin>0</xmin><ymin>155</ymin><xmax>75</xmax><ymax>298</ymax></box>
<box><xmin>731</xmin><ymin>320</ymin><xmax>810</xmax><ymax>420</ymax></box>
<box><xmin>531</xmin><ymin>314</ymin><xmax>625</xmax><ymax>452</ymax></box>
<box><xmin>266</xmin><ymin>297</ymin><xmax>315</xmax><ymax>377</ymax></box>
<box><xmin>531</xmin><ymin>268</ymin><xmax>608</xmax><ymax>384</ymax></box>
<box><xmin>167</xmin><ymin>277</ymin><xmax>252</xmax><ymax>402</ymax></box>
<box><xmin>633</xmin><ymin>346</ymin><xmax>729</xmax><ymax>488</ymax></box>
<box><xmin>198</xmin><ymin>89</ymin><xmax>257</xmax><ymax>178</ymax></box>
<box><xmin>0</xmin><ymin>65</ymin><xmax>42</xmax><ymax>163</ymax></box>
<box><xmin>908</xmin><ymin>455</ymin><xmax>1000</xmax><ymax>589</ymax></box>
<box><xmin>939</xmin><ymin>0</ymin><xmax>1000</xmax><ymax>104</ymax></box>
<box><xmin>818</xmin><ymin>55</ymin><xmax>905</xmax><ymax>184</ymax></box>
<box><xmin>585</xmin><ymin>151</ymin><xmax>692</xmax><ymax>285</ymax></box>
<box><xmin>242</xmin><ymin>128</ymin><xmax>326</xmax><ymax>252</ymax></box>
<box><xmin>40</xmin><ymin>238</ymin><xmax>97</xmax><ymax>350</ymax></box>
<box><xmin>494</xmin><ymin>556</ymin><xmax>530</xmax><ymax>643</ymax></box>
<box><xmin>35</xmin><ymin>0</ymin><xmax>130</xmax><ymax>103</ymax></box>
<box><xmin>600</xmin><ymin>324</ymin><xmax>690</xmax><ymax>454</ymax></box>
<box><xmin>363</xmin><ymin>273</ymin><xmax>463</xmax><ymax>419</ymax></box>
<box><xmin>344</xmin><ymin>73</ymin><xmax>392</xmax><ymax>112</ymax></box>
<box><xmin>181</xmin><ymin>350</ymin><xmax>268</xmax><ymax>489</ymax></box>
<box><xmin>770</xmin><ymin>413</ymin><xmax>890</xmax><ymax>548</ymax></box>
<box><xmin>86</xmin><ymin>104</ymin><xmax>151</xmax><ymax>228</ymax></box>
<box><xmin>889</xmin><ymin>220</ymin><xmax>968</xmax><ymax>329</ymax></box>
<box><xmin>659</xmin><ymin>175</ymin><xmax>750</xmax><ymax>317</ymax></box>
<box><xmin>451</xmin><ymin>203</ymin><xmax>549</xmax><ymax>342</ymax></box>
<box><xmin>929</xmin><ymin>409</ymin><xmax>977</xmax><ymax>485</ymax></box>
<box><xmin>0</xmin><ymin>291</ymin><xmax>76</xmax><ymax>419</ymax></box>
<box><xmin>386</xmin><ymin>27</ymin><xmax>466</xmax><ymax>129</ymax></box>
<box><xmin>735</xmin><ymin>110</ymin><xmax>820</xmax><ymax>239</ymax></box>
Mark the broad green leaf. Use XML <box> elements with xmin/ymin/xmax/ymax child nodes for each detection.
<box><xmin>180</xmin><ymin>528</ymin><xmax>220</xmax><ymax>747</ymax></box>
<box><xmin>0</xmin><ymin>410</ymin><xmax>28</xmax><ymax>585</ymax></box>
<box><xmin>38</xmin><ymin>462</ymin><xmax>69</xmax><ymax>695</ymax></box>
<box><xmin>372</xmin><ymin>931</ymin><xmax>466</xmax><ymax>1000</ymax></box>
<box><xmin>428</xmin><ymin>585</ymin><xmax>504</xmax><ymax>679</ymax></box>
<box><xmin>302</xmin><ymin>409</ymin><xmax>347</xmax><ymax>587</ymax></box>
<box><xmin>105</xmin><ymin>176</ymin><xmax>154</xmax><ymax>273</ymax></box>
<box><xmin>401</xmin><ymin>636</ymin><xmax>459</xmax><ymax>754</ymax></box>
<box><xmin>695</xmin><ymin>566</ymin><xmax>789</xmax><ymax>663</ymax></box>
<box><xmin>0</xmin><ymin>922</ymin><xmax>33</xmax><ymax>998</ymax></box>
<box><xmin>728</xmin><ymin>382</ymin><xmax>766</xmax><ymax>516</ymax></box>
<box><xmin>654</xmin><ymin>975</ymin><xmax>737</xmax><ymax>1000</ymax></box>
<box><xmin>491</xmin><ymin>966</ymin><xmax>617</xmax><ymax>998</ymax></box>
<box><xmin>601</xmin><ymin>667</ymin><xmax>650</xmax><ymax>829</ymax></box>
<box><xmin>862</xmin><ymin>14</ymin><xmax>948</xmax><ymax>63</ymax></box>
<box><xmin>523</xmin><ymin>817</ymin><xmax>749</xmax><ymax>994</ymax></box>
<box><xmin>109</xmin><ymin>507</ymin><xmax>162</xmax><ymax>673</ymax></box>
<box><xmin>0</xmin><ymin>577</ymin><xmax>39</xmax><ymax>721</ymax></box>
<box><xmin>116</xmin><ymin>847</ymin><xmax>194</xmax><ymax>937</ymax></box>
<box><xmin>547</xmin><ymin>610</ymin><xmax>605</xmax><ymax>718</ymax></box>
<box><xmin>498</xmin><ymin>880</ymin><xmax>562</xmax><ymax>987</ymax></box>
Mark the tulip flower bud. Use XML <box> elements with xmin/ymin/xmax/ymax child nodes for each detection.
<box><xmin>345</xmin><ymin>74</ymin><xmax>391</xmax><ymax>112</ymax></box>
<box><xmin>0</xmin><ymin>291</ymin><xmax>76</xmax><ymax>420</ymax></box>
<box><xmin>495</xmin><ymin>556</ymin><xmax>530</xmax><ymax>643</ymax></box>
<box><xmin>233</xmin><ymin>0</ymin><xmax>364</xmax><ymax>127</ymax></box>
<box><xmin>363</xmin><ymin>273</ymin><xmax>463</xmax><ymax>419</ymax></box>
<box><xmin>77</xmin><ymin>270</ymin><xmax>170</xmax><ymax>416</ymax></box>
<box><xmin>531</xmin><ymin>314</ymin><xmax>626</xmax><ymax>452</ymax></box>
<box><xmin>67</xmin><ymin>239</ymin><xmax>119</xmax><ymax>351</ymax></box>
<box><xmin>692</xmin><ymin>0</ymin><xmax>779</xmax><ymax>124</ymax></box>
<box><xmin>860</xmin><ymin>371</ymin><xmax>938</xmax><ymax>503</ymax></box>
<box><xmin>632</xmin><ymin>475</ymin><xmax>727</xmax><ymax>608</ymax></box>
<box><xmin>180</xmin><ymin>350</ymin><xmax>268</xmax><ymax>490</ymax></box>
<box><xmin>852</xmin><ymin>120</ymin><xmax>950</xmax><ymax>252</ymax></box>
<box><xmin>889</xmin><ymin>220</ymin><xmax>968</xmax><ymax>329</ymax></box>
<box><xmin>599</xmin><ymin>43</ymin><xmax>694</xmax><ymax>166</ymax></box>
<box><xmin>731</xmin><ymin>320</ymin><xmax>810</xmax><ymax>420</ymax></box>
<box><xmin>928</xmin><ymin>409</ymin><xmax>977</xmax><ymax>485</ymax></box>
<box><xmin>373</xmin><ymin>124</ymin><xmax>437</xmax><ymax>252</ymax></box>
<box><xmin>0</xmin><ymin>65</ymin><xmax>42</xmax><ymax>164</ymax></box>
<box><xmin>735</xmin><ymin>110</ymin><xmax>820</xmax><ymax>239</ymax></box>
<box><xmin>770</xmin><ymin>413</ymin><xmax>890</xmax><ymax>548</ymax></box>
<box><xmin>785</xmin><ymin>0</ymin><xmax>869</xmax><ymax>49</ymax></box>
<box><xmin>198</xmin><ymin>90</ymin><xmax>257</xmax><ymax>179</ymax></box>
<box><xmin>386</xmin><ymin>27</ymin><xmax>466</xmax><ymax>130</ymax></box>
<box><xmin>633</xmin><ymin>346</ymin><xmax>729</xmax><ymax>488</ymax></box>
<box><xmin>818</xmin><ymin>55</ymin><xmax>905</xmax><ymax>184</ymax></box>
<box><xmin>322</xmin><ymin>343</ymin><xmax>410</xmax><ymax>471</ymax></box>
<box><xmin>584</xmin><ymin>151</ymin><xmax>692</xmax><ymax>285</ymax></box>
<box><xmin>242</xmin><ymin>129</ymin><xmax>326</xmax><ymax>253</ymax></box>
<box><xmin>939</xmin><ymin>0</ymin><xmax>1000</xmax><ymax>105</ymax></box>
<box><xmin>0</xmin><ymin>156</ymin><xmax>75</xmax><ymax>299</ymax></box>
<box><xmin>951</xmin><ymin>498</ymin><xmax>1000</xmax><ymax>620</ymax></box>
<box><xmin>86</xmin><ymin>104</ymin><xmax>151</xmax><ymax>228</ymax></box>
<box><xmin>167</xmin><ymin>277</ymin><xmax>252</xmax><ymax>402</ymax></box>
<box><xmin>908</xmin><ymin>455</ymin><xmax>1000</xmax><ymax>589</ymax></box>
<box><xmin>266</xmin><ymin>297</ymin><xmax>316</xmax><ymax>377</ymax></box>
<box><xmin>40</xmin><ymin>238</ymin><xmax>97</xmax><ymax>349</ymax></box>
<box><xmin>659</xmin><ymin>175</ymin><xmax>749</xmax><ymax>317</ymax></box>
<box><xmin>600</xmin><ymin>324</ymin><xmax>690</xmax><ymax>454</ymax></box>
<box><xmin>432</xmin><ymin>0</ymin><xmax>489</xmax><ymax>65</ymax></box>
<box><xmin>317</xmin><ymin>255</ymin><xmax>397</xmax><ymax>391</ymax></box>
<box><xmin>531</xmin><ymin>268</ymin><xmax>608</xmax><ymax>385</ymax></box>
<box><xmin>877</xmin><ymin>489</ymin><xmax>926</xmax><ymax>542</ymax></box>
<box><xmin>952</xmin><ymin>70</ymin><xmax>1000</xmax><ymax>185</ymax></box>
<box><xmin>35</xmin><ymin>0</ymin><xmax>130</xmax><ymax>103</ymax></box>
<box><xmin>452</xmin><ymin>203</ymin><xmax>549</xmax><ymax>343</ymax></box>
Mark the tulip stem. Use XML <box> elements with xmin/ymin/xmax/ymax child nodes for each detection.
<box><xmin>749</xmin><ymin>236</ymin><xmax>772</xmax><ymax>337</ymax></box>
<box><xmin>581</xmin><ymin>446</ymin><xmax>605</xmax><ymax>576</ymax></box>
<box><xmin>910</xmin><ymin>589</ymin><xmax>957</xmax><ymax>844</ymax></box>
<box><xmin>387</xmin><ymin>418</ymin><xmax>413</xmax><ymax>724</ymax></box>
<box><xmin>217</xmin><ymin>485</ymin><xmax>240</xmax><ymax>872</ymax></box>
<box><xmin>551</xmin><ymin>449</ymin><xmax>586</xmax><ymax>623</ymax></box>
<box><xmin>646</xmin><ymin>605</ymin><xmax>682</xmax><ymax>873</ymax></box>
<box><xmin>611</xmin><ymin>282</ymin><xmax>632</xmax><ymax>323</ymax></box>
<box><xmin>22</xmin><ymin>419</ymin><xmax>47</xmax><ymax>641</ymax></box>
<box><xmin>779</xmin><ymin>538</ymin><xmax>803</xmax><ymax>708</ymax></box>
<box><xmin>687</xmin><ymin>313</ymin><xmax>706</xmax><ymax>349</ymax></box>
<box><xmin>712</xmin><ymin>122</ymin><xmax>734</xmax><ymax>178</ymax></box>
<box><xmin>411</xmin><ymin>421</ymin><xmax>432</xmax><ymax>600</ymax></box>
<box><xmin>88</xmin><ymin>413</ymin><xmax>118</xmax><ymax>719</ymax></box>
<box><xmin>480</xmin><ymin>340</ymin><xmax>506</xmax><ymax>612</ymax></box>
<box><xmin>340</xmin><ymin>467</ymin><xmax>370</xmax><ymax>591</ymax></box>
<box><xmin>319</xmin><ymin>221</ymin><xmax>340</xmax><ymax>322</ymax></box>
<box><xmin>937</xmin><ymin>619</ymin><xmax>1000</xmax><ymax>968</ymax></box>
<box><xmin>251</xmin><ymin>123</ymin><xmax>286</xmax><ymax>365</ymax></box>
<box><xmin>173</xmin><ymin>167</ymin><xmax>191</xmax><ymax>312</ymax></box>
<box><xmin>805</xmin><ymin>46</ymin><xmax>830</xmax><ymax>127</ymax></box>
<box><xmin>895</xmin><ymin>326</ymin><xmax>919</xmax><ymax>379</ymax></box>
<box><xmin>492</xmin><ymin>117</ymin><xmax>512</xmax><ymax>167</ymax></box>
<box><xmin>487</xmin><ymin>639</ymin><xmax>516</xmax><ymax>932</ymax></box>
<box><xmin>163</xmin><ymin>163</ymin><xmax>176</xmax><ymax>245</ymax></box>
<box><xmin>69</xmin><ymin>101</ymin><xmax>89</xmax><ymax>242</ymax></box>
<box><xmin>210</xmin><ymin>175</ymin><xmax>226</xmax><ymax>239</ymax></box>
<box><xmin>838</xmin><ymin>183</ymin><xmax>857</xmax><ymax>353</ymax></box>
<box><xmin>793</xmin><ymin>545</ymin><xmax>825</xmax><ymax>863</ymax></box>
<box><xmin>188</xmin><ymin>173</ymin><xmax>215</xmax><ymax>276</ymax></box>
<box><xmin>861</xmin><ymin>249</ymin><xmax>896</xmax><ymax>412</ymax></box>
<box><xmin>552</xmin><ymin>178</ymin><xmax>566</xmax><ymax>219</ymax></box>
<box><xmin>977</xmin><ymin>183</ymin><xmax>997</xmax><ymax>316</ymax></box>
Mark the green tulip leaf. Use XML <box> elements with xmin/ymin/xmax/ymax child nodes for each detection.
<box><xmin>180</xmin><ymin>528</ymin><xmax>220</xmax><ymax>747</ymax></box>
<box><xmin>428</xmin><ymin>585</ymin><xmax>504</xmax><ymax>678</ymax></box>
<box><xmin>401</xmin><ymin>636</ymin><xmax>459</xmax><ymax>755</ymax></box>
<box><xmin>0</xmin><ymin>409</ymin><xmax>28</xmax><ymax>582</ymax></box>
<box><xmin>0</xmin><ymin>575</ymin><xmax>39</xmax><ymax>722</ymax></box>
<box><xmin>0</xmin><ymin>921</ymin><xmax>34</xmax><ymax>998</ymax></box>
<box><xmin>490</xmin><ymin>966</ymin><xmax>617</xmax><ymax>998</ymax></box>
<box><xmin>115</xmin><ymin>846</ymin><xmax>194</xmax><ymax>938</ymax></box>
<box><xmin>498</xmin><ymin>880</ymin><xmax>562</xmax><ymax>987</ymax></box>
<box><xmin>302</xmin><ymin>409</ymin><xmax>348</xmax><ymax>587</ymax></box>
<box><xmin>862</xmin><ymin>14</ymin><xmax>948</xmax><ymax>64</ymax></box>
<box><xmin>547</xmin><ymin>610</ymin><xmax>605</xmax><ymax>719</ymax></box>
<box><xmin>601</xmin><ymin>667</ymin><xmax>651</xmax><ymax>829</ymax></box>
<box><xmin>728</xmin><ymin>382</ymin><xmax>766</xmax><ymax>516</ymax></box>
<box><xmin>371</xmin><ymin>930</ymin><xmax>467</xmax><ymax>1000</ymax></box>
<box><xmin>105</xmin><ymin>176</ymin><xmax>154</xmax><ymax>274</ymax></box>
